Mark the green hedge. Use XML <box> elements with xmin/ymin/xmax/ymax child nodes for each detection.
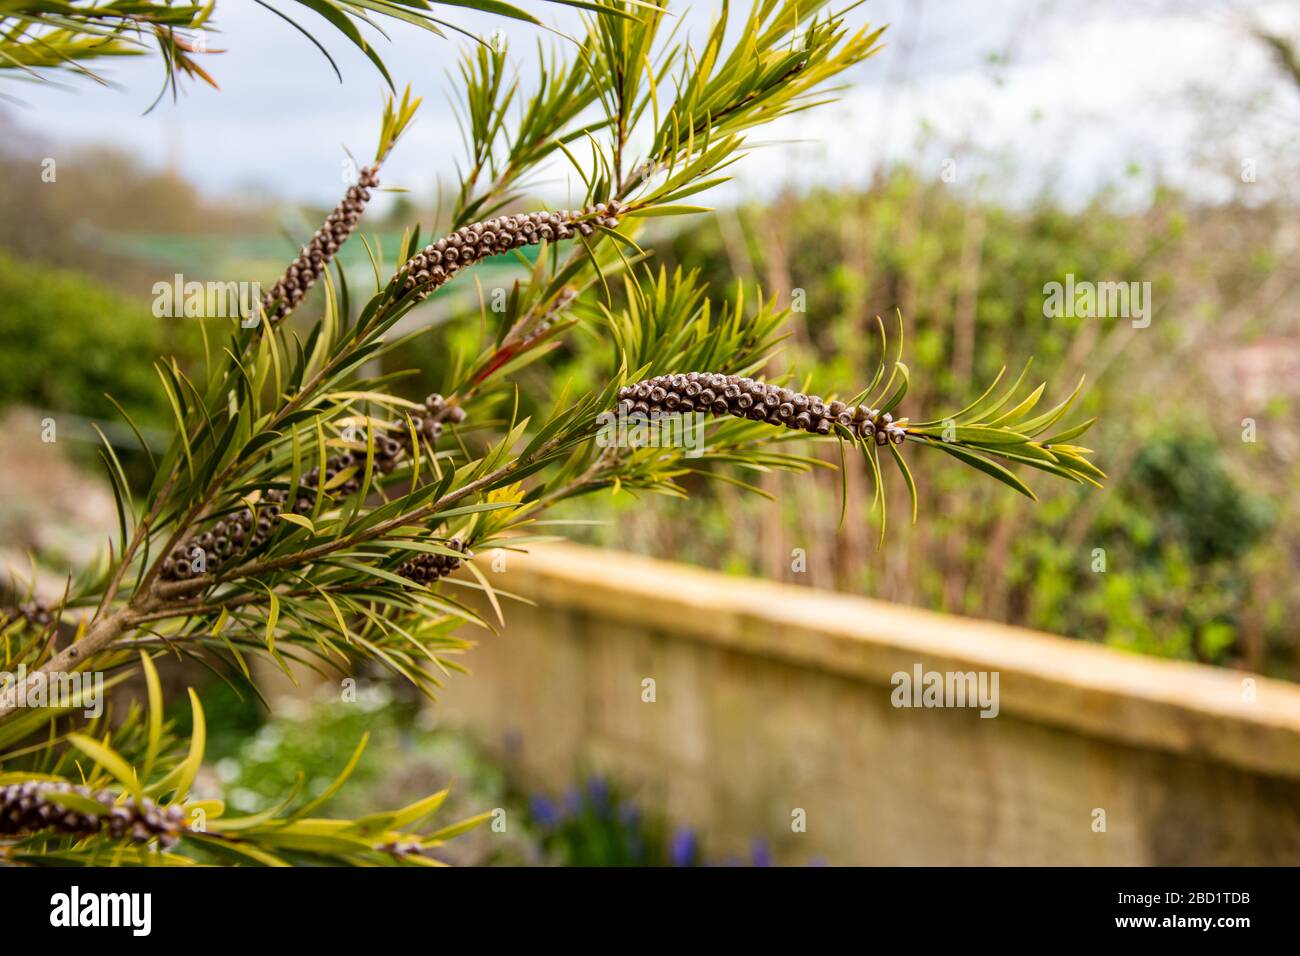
<box><xmin>0</xmin><ymin>250</ymin><xmax>181</xmax><ymax>428</ymax></box>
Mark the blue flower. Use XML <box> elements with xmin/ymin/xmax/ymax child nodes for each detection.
<box><xmin>529</xmin><ymin>794</ymin><xmax>559</xmax><ymax>830</ymax></box>
<box><xmin>669</xmin><ymin>826</ymin><xmax>698</xmax><ymax>867</ymax></box>
<box><xmin>751</xmin><ymin>839</ymin><xmax>773</xmax><ymax>867</ymax></box>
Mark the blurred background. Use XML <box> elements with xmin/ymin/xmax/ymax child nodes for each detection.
<box><xmin>2</xmin><ymin>0</ymin><xmax>1299</xmax><ymax>864</ymax></box>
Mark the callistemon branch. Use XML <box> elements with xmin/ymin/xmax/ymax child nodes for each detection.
<box><xmin>259</xmin><ymin>88</ymin><xmax>420</xmax><ymax>324</ymax></box>
<box><xmin>151</xmin><ymin>202</ymin><xmax>628</xmax><ymax>587</ymax></box>
<box><xmin>3</xmin><ymin>3</ymin><xmax>930</xmax><ymax>870</ymax></box>
<box><xmin>4</xmin><ymin>3</ymin><xmax>935</xmax><ymax>721</ymax></box>
<box><xmin>81</xmin><ymin>0</ymin><xmax>877</xmax><ymax>619</ymax></box>
<box><xmin>130</xmin><ymin>92</ymin><xmax>424</xmax><ymax>592</ymax></box>
<box><xmin>614</xmin><ymin>365</ymin><xmax>1104</xmax><ymax>533</ymax></box>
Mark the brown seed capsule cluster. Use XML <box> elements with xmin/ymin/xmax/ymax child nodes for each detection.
<box><xmin>396</xmin><ymin>538</ymin><xmax>471</xmax><ymax>586</ymax></box>
<box><xmin>616</xmin><ymin>373</ymin><xmax>909</xmax><ymax>444</ymax></box>
<box><xmin>260</xmin><ymin>165</ymin><xmax>381</xmax><ymax>321</ymax></box>
<box><xmin>399</xmin><ymin>202</ymin><xmax>625</xmax><ymax>302</ymax></box>
<box><xmin>377</xmin><ymin>839</ymin><xmax>426</xmax><ymax>857</ymax></box>
<box><xmin>0</xmin><ymin>600</ymin><xmax>52</xmax><ymax>629</ymax></box>
<box><xmin>160</xmin><ymin>488</ymin><xmax>299</xmax><ymax>582</ymax></box>
<box><xmin>416</xmin><ymin>393</ymin><xmax>468</xmax><ymax>447</ymax></box>
<box><xmin>0</xmin><ymin>781</ymin><xmax>186</xmax><ymax>848</ymax></box>
<box><xmin>160</xmin><ymin>393</ymin><xmax>467</xmax><ymax>583</ymax></box>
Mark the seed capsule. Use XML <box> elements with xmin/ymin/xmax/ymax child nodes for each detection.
<box><xmin>401</xmin><ymin>202</ymin><xmax>620</xmax><ymax>302</ymax></box>
<box><xmin>261</xmin><ymin>166</ymin><xmax>381</xmax><ymax>321</ymax></box>
<box><xmin>0</xmin><ymin>781</ymin><xmax>186</xmax><ymax>847</ymax></box>
<box><xmin>606</xmin><ymin>373</ymin><xmax>905</xmax><ymax>451</ymax></box>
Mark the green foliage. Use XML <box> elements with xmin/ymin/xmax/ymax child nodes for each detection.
<box><xmin>0</xmin><ymin>655</ymin><xmax>487</xmax><ymax>865</ymax></box>
<box><xmin>0</xmin><ymin>250</ymin><xmax>178</xmax><ymax>428</ymax></box>
<box><xmin>206</xmin><ymin>684</ymin><xmax>543</xmax><ymax>864</ymax></box>
<box><xmin>207</xmin><ymin>687</ymin><xmax>418</xmax><ymax>816</ymax></box>
<box><xmin>1024</xmin><ymin>432</ymin><xmax>1275</xmax><ymax>665</ymax></box>
<box><xmin>567</xmin><ymin>170</ymin><xmax>1295</xmax><ymax>672</ymax></box>
<box><xmin>1125</xmin><ymin>432</ymin><xmax>1273</xmax><ymax>565</ymax></box>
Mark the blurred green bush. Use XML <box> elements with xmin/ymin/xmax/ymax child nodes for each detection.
<box><xmin>0</xmin><ymin>250</ymin><xmax>179</xmax><ymax>428</ymax></box>
<box><xmin>1021</xmin><ymin>431</ymin><xmax>1276</xmax><ymax>663</ymax></box>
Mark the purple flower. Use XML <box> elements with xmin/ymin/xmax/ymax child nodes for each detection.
<box><xmin>669</xmin><ymin>826</ymin><xmax>698</xmax><ymax>867</ymax></box>
<box><xmin>751</xmin><ymin>839</ymin><xmax>773</xmax><ymax>867</ymax></box>
<box><xmin>529</xmin><ymin>794</ymin><xmax>559</xmax><ymax>830</ymax></box>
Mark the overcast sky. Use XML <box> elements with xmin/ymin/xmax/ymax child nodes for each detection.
<box><xmin>5</xmin><ymin>0</ymin><xmax>1299</xmax><ymax>209</ymax></box>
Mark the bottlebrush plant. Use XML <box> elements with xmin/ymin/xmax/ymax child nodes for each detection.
<box><xmin>0</xmin><ymin>1</ymin><xmax>1101</xmax><ymax>866</ymax></box>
